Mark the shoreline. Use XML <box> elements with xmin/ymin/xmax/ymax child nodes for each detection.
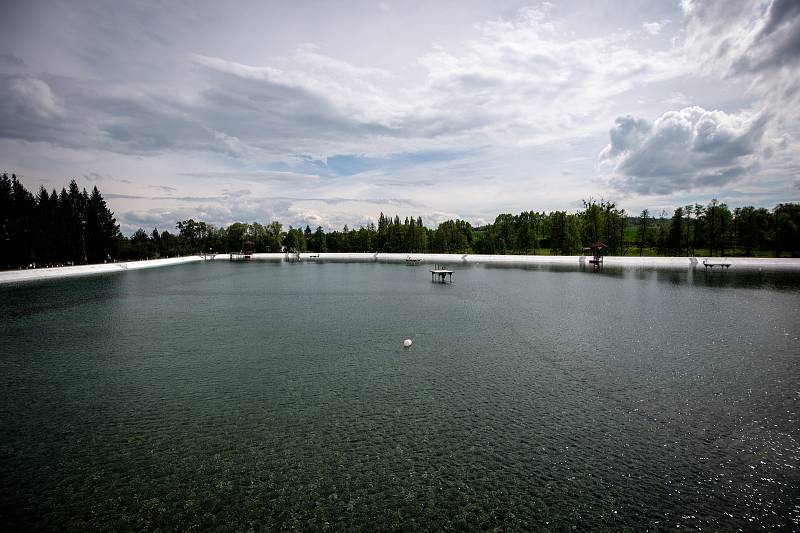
<box><xmin>0</xmin><ymin>256</ymin><xmax>203</xmax><ymax>285</ymax></box>
<box><xmin>2</xmin><ymin>252</ymin><xmax>799</xmax><ymax>285</ymax></box>
<box><xmin>260</xmin><ymin>252</ymin><xmax>800</xmax><ymax>270</ymax></box>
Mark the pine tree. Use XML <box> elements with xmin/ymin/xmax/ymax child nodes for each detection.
<box><xmin>85</xmin><ymin>186</ymin><xmax>120</xmax><ymax>262</ymax></box>
<box><xmin>0</xmin><ymin>174</ymin><xmax>12</xmax><ymax>269</ymax></box>
<box><xmin>58</xmin><ymin>180</ymin><xmax>87</xmax><ymax>264</ymax></box>
<box><xmin>10</xmin><ymin>175</ymin><xmax>37</xmax><ymax>267</ymax></box>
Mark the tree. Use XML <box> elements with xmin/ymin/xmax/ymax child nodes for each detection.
<box><xmin>283</xmin><ymin>226</ymin><xmax>307</xmax><ymax>252</ymax></box>
<box><xmin>227</xmin><ymin>222</ymin><xmax>249</xmax><ymax>252</ymax></box>
<box><xmin>0</xmin><ymin>174</ymin><xmax>11</xmax><ymax>268</ymax></box>
<box><xmin>579</xmin><ymin>198</ymin><xmax>625</xmax><ymax>254</ymax></box>
<box><xmin>703</xmin><ymin>199</ymin><xmax>732</xmax><ymax>256</ymax></box>
<box><xmin>580</xmin><ymin>200</ymin><xmax>603</xmax><ymax>245</ymax></box>
<box><xmin>9</xmin><ymin>175</ymin><xmax>37</xmax><ymax>266</ymax></box>
<box><xmin>59</xmin><ymin>180</ymin><xmax>88</xmax><ymax>263</ymax></box>
<box><xmin>736</xmin><ymin>206</ymin><xmax>771</xmax><ymax>256</ymax></box>
<box><xmin>85</xmin><ymin>186</ymin><xmax>120</xmax><ymax>262</ymax></box>
<box><xmin>549</xmin><ymin>211</ymin><xmax>581</xmax><ymax>255</ymax></box>
<box><xmin>266</xmin><ymin>221</ymin><xmax>284</xmax><ymax>252</ymax></box>
<box><xmin>530</xmin><ymin>212</ymin><xmax>544</xmax><ymax>255</ymax></box>
<box><xmin>637</xmin><ymin>209</ymin><xmax>651</xmax><ymax>256</ymax></box>
<box><xmin>774</xmin><ymin>203</ymin><xmax>800</xmax><ymax>257</ymax></box>
<box><xmin>35</xmin><ymin>187</ymin><xmax>56</xmax><ymax>265</ymax></box>
<box><xmin>129</xmin><ymin>228</ymin><xmax>156</xmax><ymax>259</ymax></box>
<box><xmin>250</xmin><ymin>222</ymin><xmax>267</xmax><ymax>252</ymax></box>
<box><xmin>691</xmin><ymin>203</ymin><xmax>704</xmax><ymax>255</ymax></box>
<box><xmin>667</xmin><ymin>207</ymin><xmax>684</xmax><ymax>256</ymax></box>
<box><xmin>310</xmin><ymin>226</ymin><xmax>327</xmax><ymax>252</ymax></box>
<box><xmin>432</xmin><ymin>220</ymin><xmax>474</xmax><ymax>253</ymax></box>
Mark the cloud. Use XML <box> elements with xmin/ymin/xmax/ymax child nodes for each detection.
<box><xmin>82</xmin><ymin>172</ymin><xmax>106</xmax><ymax>182</ymax></box>
<box><xmin>642</xmin><ymin>20</ymin><xmax>669</xmax><ymax>35</ymax></box>
<box><xmin>602</xmin><ymin>106</ymin><xmax>769</xmax><ymax>194</ymax></box>
<box><xmin>682</xmin><ymin>0</ymin><xmax>800</xmax><ymax>104</ymax></box>
<box><xmin>105</xmin><ymin>193</ymin><xmax>147</xmax><ymax>200</ymax></box>
<box><xmin>600</xmin><ymin>115</ymin><xmax>651</xmax><ymax>159</ymax></box>
<box><xmin>2</xmin><ymin>0</ymin><xmax>797</xmax><ymax>222</ymax></box>
<box><xmin>0</xmin><ymin>6</ymin><xmax>690</xmax><ymax>162</ymax></box>
<box><xmin>112</xmin><ymin>188</ymin><xmax>421</xmax><ymax>234</ymax></box>
<box><xmin>8</xmin><ymin>78</ymin><xmax>63</xmax><ymax>119</ymax></box>
<box><xmin>0</xmin><ymin>54</ymin><xmax>24</xmax><ymax>67</ymax></box>
<box><xmin>178</xmin><ymin>170</ymin><xmax>320</xmax><ymax>183</ymax></box>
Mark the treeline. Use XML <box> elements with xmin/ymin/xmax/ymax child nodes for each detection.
<box><xmin>152</xmin><ymin>199</ymin><xmax>799</xmax><ymax>259</ymax></box>
<box><xmin>1</xmin><ymin>174</ymin><xmax>120</xmax><ymax>270</ymax></box>
<box><xmin>2</xmin><ymin>173</ymin><xmax>800</xmax><ymax>270</ymax></box>
<box><xmin>656</xmin><ymin>201</ymin><xmax>800</xmax><ymax>258</ymax></box>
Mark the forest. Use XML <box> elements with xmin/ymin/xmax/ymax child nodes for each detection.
<box><xmin>2</xmin><ymin>173</ymin><xmax>799</xmax><ymax>270</ymax></box>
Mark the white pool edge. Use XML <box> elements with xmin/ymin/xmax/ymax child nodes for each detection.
<box><xmin>3</xmin><ymin>252</ymin><xmax>799</xmax><ymax>285</ymax></box>
<box><xmin>0</xmin><ymin>256</ymin><xmax>203</xmax><ymax>284</ymax></box>
<box><xmin>262</xmin><ymin>252</ymin><xmax>800</xmax><ymax>271</ymax></box>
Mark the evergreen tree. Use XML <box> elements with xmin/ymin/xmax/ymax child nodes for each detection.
<box><xmin>35</xmin><ymin>187</ymin><xmax>55</xmax><ymax>265</ymax></box>
<box><xmin>312</xmin><ymin>226</ymin><xmax>327</xmax><ymax>252</ymax></box>
<box><xmin>0</xmin><ymin>174</ymin><xmax>12</xmax><ymax>269</ymax></box>
<box><xmin>85</xmin><ymin>186</ymin><xmax>120</xmax><ymax>262</ymax></box>
<box><xmin>10</xmin><ymin>175</ymin><xmax>37</xmax><ymax>267</ymax></box>
<box><xmin>58</xmin><ymin>180</ymin><xmax>87</xmax><ymax>264</ymax></box>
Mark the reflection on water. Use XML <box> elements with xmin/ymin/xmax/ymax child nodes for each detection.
<box><xmin>1</xmin><ymin>262</ymin><xmax>798</xmax><ymax>530</ymax></box>
<box><xmin>479</xmin><ymin>260</ymin><xmax>800</xmax><ymax>291</ymax></box>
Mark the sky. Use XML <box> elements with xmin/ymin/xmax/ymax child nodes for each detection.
<box><xmin>1</xmin><ymin>0</ymin><xmax>798</xmax><ymax>234</ymax></box>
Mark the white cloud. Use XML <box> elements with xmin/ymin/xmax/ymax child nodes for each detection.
<box><xmin>642</xmin><ymin>20</ymin><xmax>668</xmax><ymax>35</ymax></box>
<box><xmin>602</xmin><ymin>106</ymin><xmax>769</xmax><ymax>194</ymax></box>
<box><xmin>1</xmin><ymin>5</ymin><xmax>695</xmax><ymax>164</ymax></box>
<box><xmin>8</xmin><ymin>77</ymin><xmax>63</xmax><ymax>119</ymax></box>
<box><xmin>2</xmin><ymin>0</ymin><xmax>798</xmax><ymax>230</ymax></box>
<box><xmin>178</xmin><ymin>170</ymin><xmax>320</xmax><ymax>183</ymax></box>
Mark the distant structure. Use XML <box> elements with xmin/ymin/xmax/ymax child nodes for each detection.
<box><xmin>703</xmin><ymin>259</ymin><xmax>731</xmax><ymax>273</ymax></box>
<box><xmin>585</xmin><ymin>242</ymin><xmax>607</xmax><ymax>270</ymax></box>
<box><xmin>230</xmin><ymin>240</ymin><xmax>254</xmax><ymax>262</ymax></box>
<box><xmin>229</xmin><ymin>251</ymin><xmax>252</xmax><ymax>261</ymax></box>
<box><xmin>284</xmin><ymin>250</ymin><xmax>301</xmax><ymax>263</ymax></box>
<box><xmin>430</xmin><ymin>264</ymin><xmax>453</xmax><ymax>283</ymax></box>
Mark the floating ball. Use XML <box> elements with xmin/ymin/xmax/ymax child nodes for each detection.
<box><xmin>403</xmin><ymin>339</ymin><xmax>412</xmax><ymax>348</ymax></box>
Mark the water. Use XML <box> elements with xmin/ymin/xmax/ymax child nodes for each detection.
<box><xmin>1</xmin><ymin>261</ymin><xmax>798</xmax><ymax>531</ymax></box>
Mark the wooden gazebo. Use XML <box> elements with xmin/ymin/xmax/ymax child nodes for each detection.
<box><xmin>585</xmin><ymin>242</ymin><xmax>608</xmax><ymax>268</ymax></box>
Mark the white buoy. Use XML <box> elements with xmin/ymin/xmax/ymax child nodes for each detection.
<box><xmin>403</xmin><ymin>339</ymin><xmax>413</xmax><ymax>348</ymax></box>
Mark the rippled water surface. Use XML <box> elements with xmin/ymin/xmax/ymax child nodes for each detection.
<box><xmin>1</xmin><ymin>261</ymin><xmax>799</xmax><ymax>531</ymax></box>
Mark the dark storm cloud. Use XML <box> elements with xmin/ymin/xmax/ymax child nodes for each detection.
<box><xmin>189</xmin><ymin>62</ymin><xmax>401</xmax><ymax>150</ymax></box>
<box><xmin>684</xmin><ymin>0</ymin><xmax>800</xmax><ymax>104</ymax></box>
<box><xmin>0</xmin><ymin>54</ymin><xmax>23</xmax><ymax>66</ymax></box>
<box><xmin>0</xmin><ymin>58</ymin><xmax>402</xmax><ymax>158</ymax></box>
<box><xmin>733</xmin><ymin>0</ymin><xmax>800</xmax><ymax>73</ymax></box>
